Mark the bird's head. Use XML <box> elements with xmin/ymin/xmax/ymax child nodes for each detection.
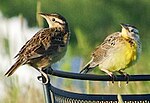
<box><xmin>39</xmin><ymin>13</ymin><xmax>68</xmax><ymax>28</ymax></box>
<box><xmin>120</xmin><ymin>23</ymin><xmax>139</xmax><ymax>40</ymax></box>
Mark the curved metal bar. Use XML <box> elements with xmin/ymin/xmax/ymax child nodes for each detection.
<box><xmin>47</xmin><ymin>68</ymin><xmax>150</xmax><ymax>81</ymax></box>
<box><xmin>50</xmin><ymin>84</ymin><xmax>150</xmax><ymax>101</ymax></box>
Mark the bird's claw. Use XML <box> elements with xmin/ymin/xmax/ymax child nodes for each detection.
<box><xmin>37</xmin><ymin>74</ymin><xmax>49</xmax><ymax>84</ymax></box>
<box><xmin>37</xmin><ymin>69</ymin><xmax>49</xmax><ymax>84</ymax></box>
<box><xmin>125</xmin><ymin>74</ymin><xmax>129</xmax><ymax>84</ymax></box>
<box><xmin>109</xmin><ymin>74</ymin><xmax>116</xmax><ymax>83</ymax></box>
<box><xmin>37</xmin><ymin>76</ymin><xmax>43</xmax><ymax>81</ymax></box>
<box><xmin>118</xmin><ymin>70</ymin><xmax>130</xmax><ymax>84</ymax></box>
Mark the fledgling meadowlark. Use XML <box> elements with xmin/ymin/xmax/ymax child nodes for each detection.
<box><xmin>5</xmin><ymin>13</ymin><xmax>70</xmax><ymax>84</ymax></box>
<box><xmin>80</xmin><ymin>23</ymin><xmax>141</xmax><ymax>81</ymax></box>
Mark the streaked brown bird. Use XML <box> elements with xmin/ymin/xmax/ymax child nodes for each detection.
<box><xmin>5</xmin><ymin>13</ymin><xmax>70</xmax><ymax>84</ymax></box>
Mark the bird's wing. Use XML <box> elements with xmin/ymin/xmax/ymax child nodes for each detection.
<box><xmin>91</xmin><ymin>32</ymin><xmax>120</xmax><ymax>67</ymax></box>
<box><xmin>15</xmin><ymin>28</ymin><xmax>66</xmax><ymax>62</ymax></box>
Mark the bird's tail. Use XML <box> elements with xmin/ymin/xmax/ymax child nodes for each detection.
<box><xmin>80</xmin><ymin>59</ymin><xmax>95</xmax><ymax>74</ymax></box>
<box><xmin>80</xmin><ymin>64</ymin><xmax>92</xmax><ymax>74</ymax></box>
<box><xmin>5</xmin><ymin>60</ymin><xmax>22</xmax><ymax>77</ymax></box>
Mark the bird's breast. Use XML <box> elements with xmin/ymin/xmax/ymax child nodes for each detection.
<box><xmin>51</xmin><ymin>45</ymin><xmax>67</xmax><ymax>63</ymax></box>
<box><xmin>100</xmin><ymin>39</ymin><xmax>139</xmax><ymax>72</ymax></box>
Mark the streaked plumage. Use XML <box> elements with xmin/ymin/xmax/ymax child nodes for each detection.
<box><xmin>80</xmin><ymin>23</ymin><xmax>141</xmax><ymax>77</ymax></box>
<box><xmin>5</xmin><ymin>13</ymin><xmax>70</xmax><ymax>84</ymax></box>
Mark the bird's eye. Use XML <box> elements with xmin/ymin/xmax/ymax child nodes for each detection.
<box><xmin>52</xmin><ymin>18</ymin><xmax>55</xmax><ymax>22</ymax></box>
<box><xmin>130</xmin><ymin>29</ymin><xmax>139</xmax><ymax>34</ymax></box>
<box><xmin>131</xmin><ymin>29</ymin><xmax>134</xmax><ymax>32</ymax></box>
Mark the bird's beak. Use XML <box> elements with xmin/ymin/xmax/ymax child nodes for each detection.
<box><xmin>38</xmin><ymin>13</ymin><xmax>53</xmax><ymax>28</ymax></box>
<box><xmin>120</xmin><ymin>23</ymin><xmax>128</xmax><ymax>30</ymax></box>
<box><xmin>38</xmin><ymin>13</ymin><xmax>47</xmax><ymax>18</ymax></box>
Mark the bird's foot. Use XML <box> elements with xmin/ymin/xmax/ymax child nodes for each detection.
<box><xmin>118</xmin><ymin>70</ymin><xmax>129</xmax><ymax>84</ymax></box>
<box><xmin>124</xmin><ymin>73</ymin><xmax>129</xmax><ymax>84</ymax></box>
<box><xmin>101</xmin><ymin>69</ymin><xmax>115</xmax><ymax>83</ymax></box>
<box><xmin>109</xmin><ymin>73</ymin><xmax>116</xmax><ymax>83</ymax></box>
<box><xmin>37</xmin><ymin>69</ymin><xmax>49</xmax><ymax>84</ymax></box>
<box><xmin>37</xmin><ymin>76</ymin><xmax>42</xmax><ymax>81</ymax></box>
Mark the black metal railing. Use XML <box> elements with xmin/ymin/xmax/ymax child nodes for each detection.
<box><xmin>43</xmin><ymin>68</ymin><xmax>150</xmax><ymax>103</ymax></box>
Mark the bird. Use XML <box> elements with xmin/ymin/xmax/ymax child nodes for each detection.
<box><xmin>80</xmin><ymin>23</ymin><xmax>141</xmax><ymax>82</ymax></box>
<box><xmin>5</xmin><ymin>13</ymin><xmax>70</xmax><ymax>84</ymax></box>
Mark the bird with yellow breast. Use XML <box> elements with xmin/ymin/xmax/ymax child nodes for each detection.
<box><xmin>80</xmin><ymin>23</ymin><xmax>141</xmax><ymax>82</ymax></box>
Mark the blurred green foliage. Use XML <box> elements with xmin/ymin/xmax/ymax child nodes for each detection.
<box><xmin>0</xmin><ymin>0</ymin><xmax>150</xmax><ymax>58</ymax></box>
